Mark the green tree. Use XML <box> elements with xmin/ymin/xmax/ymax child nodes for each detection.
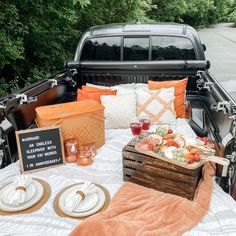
<box><xmin>16</xmin><ymin>0</ymin><xmax>81</xmax><ymax>83</ymax></box>
<box><xmin>0</xmin><ymin>0</ymin><xmax>151</xmax><ymax>95</ymax></box>
<box><xmin>0</xmin><ymin>2</ymin><xmax>26</xmax><ymax>95</ymax></box>
<box><xmin>0</xmin><ymin>3</ymin><xmax>25</xmax><ymax>69</ymax></box>
<box><xmin>182</xmin><ymin>0</ymin><xmax>215</xmax><ymax>27</ymax></box>
<box><xmin>148</xmin><ymin>0</ymin><xmax>187</xmax><ymax>23</ymax></box>
<box><xmin>228</xmin><ymin>0</ymin><xmax>236</xmax><ymax>25</ymax></box>
<box><xmin>77</xmin><ymin>0</ymin><xmax>151</xmax><ymax>32</ymax></box>
<box><xmin>148</xmin><ymin>0</ymin><xmax>228</xmax><ymax>27</ymax></box>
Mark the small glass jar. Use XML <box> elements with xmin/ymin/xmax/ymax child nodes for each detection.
<box><xmin>64</xmin><ymin>138</ymin><xmax>79</xmax><ymax>163</ymax></box>
<box><xmin>77</xmin><ymin>145</ymin><xmax>93</xmax><ymax>166</ymax></box>
<box><xmin>88</xmin><ymin>142</ymin><xmax>97</xmax><ymax>158</ymax></box>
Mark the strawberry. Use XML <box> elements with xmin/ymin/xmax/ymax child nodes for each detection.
<box><xmin>197</xmin><ymin>137</ymin><xmax>208</xmax><ymax>144</ymax></box>
<box><xmin>192</xmin><ymin>153</ymin><xmax>200</xmax><ymax>162</ymax></box>
<box><xmin>167</xmin><ymin>129</ymin><xmax>173</xmax><ymax>134</ymax></box>
<box><xmin>188</xmin><ymin>157</ymin><xmax>194</xmax><ymax>164</ymax></box>
<box><xmin>148</xmin><ymin>144</ymin><xmax>155</xmax><ymax>151</ymax></box>
<box><xmin>173</xmin><ymin>143</ymin><xmax>179</xmax><ymax>148</ymax></box>
<box><xmin>167</xmin><ymin>141</ymin><xmax>179</xmax><ymax>148</ymax></box>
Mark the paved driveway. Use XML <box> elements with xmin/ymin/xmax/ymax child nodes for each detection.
<box><xmin>198</xmin><ymin>23</ymin><xmax>236</xmax><ymax>101</ymax></box>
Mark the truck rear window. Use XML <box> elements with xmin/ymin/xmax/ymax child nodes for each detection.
<box><xmin>80</xmin><ymin>36</ymin><xmax>196</xmax><ymax>61</ymax></box>
<box><xmin>151</xmin><ymin>36</ymin><xmax>196</xmax><ymax>60</ymax></box>
<box><xmin>123</xmin><ymin>37</ymin><xmax>149</xmax><ymax>61</ymax></box>
<box><xmin>81</xmin><ymin>37</ymin><xmax>121</xmax><ymax>61</ymax></box>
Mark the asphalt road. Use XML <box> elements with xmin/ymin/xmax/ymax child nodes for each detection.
<box><xmin>198</xmin><ymin>23</ymin><xmax>236</xmax><ymax>101</ymax></box>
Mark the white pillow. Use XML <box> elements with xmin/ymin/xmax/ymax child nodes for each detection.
<box><xmin>112</xmin><ymin>86</ymin><xmax>134</xmax><ymax>95</ymax></box>
<box><xmin>135</xmin><ymin>83</ymin><xmax>148</xmax><ymax>89</ymax></box>
<box><xmin>86</xmin><ymin>83</ymin><xmax>135</xmax><ymax>90</ymax></box>
<box><xmin>101</xmin><ymin>94</ymin><xmax>137</xmax><ymax>129</ymax></box>
<box><xmin>136</xmin><ymin>87</ymin><xmax>176</xmax><ymax>124</ymax></box>
<box><xmin>85</xmin><ymin>83</ymin><xmax>134</xmax><ymax>95</ymax></box>
<box><xmin>113</xmin><ymin>83</ymin><xmax>135</xmax><ymax>89</ymax></box>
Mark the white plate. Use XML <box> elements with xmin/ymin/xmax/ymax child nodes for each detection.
<box><xmin>73</xmin><ymin>193</ymin><xmax>98</xmax><ymax>213</ymax></box>
<box><xmin>63</xmin><ymin>185</ymin><xmax>98</xmax><ymax>213</ymax></box>
<box><xmin>59</xmin><ymin>184</ymin><xmax>106</xmax><ymax>217</ymax></box>
<box><xmin>1</xmin><ymin>183</ymin><xmax>36</xmax><ymax>206</ymax></box>
<box><xmin>0</xmin><ymin>180</ymin><xmax>44</xmax><ymax>212</ymax></box>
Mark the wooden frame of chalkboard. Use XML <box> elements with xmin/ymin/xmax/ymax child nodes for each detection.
<box><xmin>16</xmin><ymin>126</ymin><xmax>66</xmax><ymax>173</ymax></box>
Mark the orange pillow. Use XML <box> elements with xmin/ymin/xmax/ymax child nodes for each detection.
<box><xmin>77</xmin><ymin>89</ymin><xmax>117</xmax><ymax>103</ymax></box>
<box><xmin>148</xmin><ymin>78</ymin><xmax>188</xmax><ymax>118</ymax></box>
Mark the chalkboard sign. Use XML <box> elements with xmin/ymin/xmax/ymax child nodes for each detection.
<box><xmin>16</xmin><ymin>126</ymin><xmax>65</xmax><ymax>173</ymax></box>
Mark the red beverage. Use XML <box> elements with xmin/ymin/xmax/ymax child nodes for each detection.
<box><xmin>130</xmin><ymin>122</ymin><xmax>142</xmax><ymax>136</ymax></box>
<box><xmin>140</xmin><ymin>118</ymin><xmax>151</xmax><ymax>131</ymax></box>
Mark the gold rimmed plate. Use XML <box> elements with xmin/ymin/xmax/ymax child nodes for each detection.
<box><xmin>0</xmin><ymin>180</ymin><xmax>44</xmax><ymax>212</ymax></box>
<box><xmin>58</xmin><ymin>184</ymin><xmax>106</xmax><ymax>218</ymax></box>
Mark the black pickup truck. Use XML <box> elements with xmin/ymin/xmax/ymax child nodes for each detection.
<box><xmin>0</xmin><ymin>23</ymin><xmax>236</xmax><ymax>196</ymax></box>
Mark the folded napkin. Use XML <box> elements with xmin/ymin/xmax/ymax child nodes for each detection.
<box><xmin>9</xmin><ymin>175</ymin><xmax>33</xmax><ymax>206</ymax></box>
<box><xmin>70</xmin><ymin>162</ymin><xmax>216</xmax><ymax>236</ymax></box>
<box><xmin>65</xmin><ymin>181</ymin><xmax>97</xmax><ymax>212</ymax></box>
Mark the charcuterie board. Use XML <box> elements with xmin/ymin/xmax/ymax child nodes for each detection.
<box><xmin>134</xmin><ymin>127</ymin><xmax>230</xmax><ymax>170</ymax></box>
<box><xmin>135</xmin><ymin>143</ymin><xmax>229</xmax><ymax>170</ymax></box>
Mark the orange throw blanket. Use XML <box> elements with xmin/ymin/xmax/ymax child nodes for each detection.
<box><xmin>70</xmin><ymin>163</ymin><xmax>216</xmax><ymax>236</ymax></box>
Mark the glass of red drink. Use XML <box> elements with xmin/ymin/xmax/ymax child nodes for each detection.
<box><xmin>139</xmin><ymin>116</ymin><xmax>151</xmax><ymax>137</ymax></box>
<box><xmin>130</xmin><ymin>120</ymin><xmax>143</xmax><ymax>142</ymax></box>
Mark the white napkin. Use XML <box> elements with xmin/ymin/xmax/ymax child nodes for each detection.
<box><xmin>65</xmin><ymin>181</ymin><xmax>97</xmax><ymax>212</ymax></box>
<box><xmin>9</xmin><ymin>175</ymin><xmax>33</xmax><ymax>206</ymax></box>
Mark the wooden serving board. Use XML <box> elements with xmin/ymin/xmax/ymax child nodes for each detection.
<box><xmin>135</xmin><ymin>143</ymin><xmax>229</xmax><ymax>170</ymax></box>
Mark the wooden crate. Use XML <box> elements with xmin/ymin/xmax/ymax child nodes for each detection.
<box><xmin>122</xmin><ymin>142</ymin><xmax>203</xmax><ymax>200</ymax></box>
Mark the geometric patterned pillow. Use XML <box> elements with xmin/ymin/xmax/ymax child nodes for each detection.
<box><xmin>136</xmin><ymin>87</ymin><xmax>176</xmax><ymax>124</ymax></box>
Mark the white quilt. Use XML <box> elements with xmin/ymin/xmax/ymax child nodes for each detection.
<box><xmin>0</xmin><ymin>119</ymin><xmax>236</xmax><ymax>236</ymax></box>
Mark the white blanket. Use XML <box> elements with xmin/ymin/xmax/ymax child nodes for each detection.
<box><xmin>0</xmin><ymin>119</ymin><xmax>236</xmax><ymax>236</ymax></box>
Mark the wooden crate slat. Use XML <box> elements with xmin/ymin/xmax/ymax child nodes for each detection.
<box><xmin>123</xmin><ymin>160</ymin><xmax>198</xmax><ymax>185</ymax></box>
<box><xmin>124</xmin><ymin>176</ymin><xmax>194</xmax><ymax>200</ymax></box>
<box><xmin>123</xmin><ymin>167</ymin><xmax>195</xmax><ymax>193</ymax></box>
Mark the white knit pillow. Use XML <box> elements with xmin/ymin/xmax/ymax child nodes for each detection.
<box><xmin>101</xmin><ymin>94</ymin><xmax>137</xmax><ymax>129</ymax></box>
<box><xmin>85</xmin><ymin>83</ymin><xmax>134</xmax><ymax>95</ymax></box>
<box><xmin>86</xmin><ymin>83</ymin><xmax>135</xmax><ymax>90</ymax></box>
<box><xmin>135</xmin><ymin>83</ymin><xmax>148</xmax><ymax>89</ymax></box>
<box><xmin>136</xmin><ymin>87</ymin><xmax>176</xmax><ymax>124</ymax></box>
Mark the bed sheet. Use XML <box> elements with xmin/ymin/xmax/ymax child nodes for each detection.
<box><xmin>0</xmin><ymin>119</ymin><xmax>236</xmax><ymax>236</ymax></box>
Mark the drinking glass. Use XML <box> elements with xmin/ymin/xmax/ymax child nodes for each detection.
<box><xmin>139</xmin><ymin>116</ymin><xmax>151</xmax><ymax>137</ymax></box>
<box><xmin>64</xmin><ymin>138</ymin><xmax>79</xmax><ymax>163</ymax></box>
<box><xmin>130</xmin><ymin>120</ymin><xmax>143</xmax><ymax>143</ymax></box>
<box><xmin>77</xmin><ymin>145</ymin><xmax>93</xmax><ymax>166</ymax></box>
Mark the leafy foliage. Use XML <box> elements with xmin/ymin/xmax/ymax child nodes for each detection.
<box><xmin>76</xmin><ymin>0</ymin><xmax>151</xmax><ymax>32</ymax></box>
<box><xmin>148</xmin><ymin>0</ymin><xmax>188</xmax><ymax>23</ymax></box>
<box><xmin>0</xmin><ymin>0</ymin><xmax>234</xmax><ymax>96</ymax></box>
<box><xmin>0</xmin><ymin>2</ymin><xmax>26</xmax><ymax>71</ymax></box>
<box><xmin>148</xmin><ymin>0</ymin><xmax>232</xmax><ymax>27</ymax></box>
<box><xmin>228</xmin><ymin>0</ymin><xmax>236</xmax><ymax>25</ymax></box>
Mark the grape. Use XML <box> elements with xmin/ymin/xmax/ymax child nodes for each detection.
<box><xmin>155</xmin><ymin>126</ymin><xmax>168</xmax><ymax>137</ymax></box>
<box><xmin>153</xmin><ymin>148</ymin><xmax>159</xmax><ymax>153</ymax></box>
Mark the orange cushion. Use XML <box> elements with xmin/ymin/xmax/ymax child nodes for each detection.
<box><xmin>148</xmin><ymin>78</ymin><xmax>188</xmax><ymax>118</ymax></box>
<box><xmin>77</xmin><ymin>88</ymin><xmax>117</xmax><ymax>103</ymax></box>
